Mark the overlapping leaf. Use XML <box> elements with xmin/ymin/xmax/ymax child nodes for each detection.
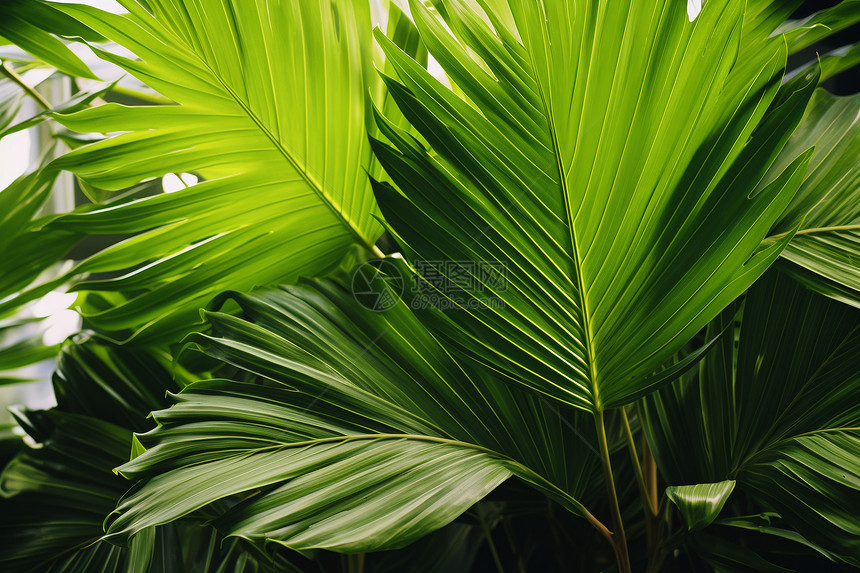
<box><xmin>369</xmin><ymin>0</ymin><xmax>816</xmax><ymax>412</ymax></box>
<box><xmin>0</xmin><ymin>336</ymin><xmax>175</xmax><ymax>572</ymax></box>
<box><xmin>0</xmin><ymin>74</ymin><xmax>25</xmax><ymax>132</ymax></box>
<box><xmin>103</xmin><ymin>264</ymin><xmax>603</xmax><ymax>551</ymax></box>
<box><xmin>0</xmin><ymin>0</ymin><xmax>98</xmax><ymax>79</ymax></box>
<box><xmin>0</xmin><ymin>409</ymin><xmax>182</xmax><ymax>573</ymax></box>
<box><xmin>0</xmin><ymin>335</ymin><xmax>294</xmax><ymax>572</ymax></box>
<box><xmin>775</xmin><ymin>0</ymin><xmax>860</xmax><ymax>54</ymax></box>
<box><xmin>642</xmin><ymin>269</ymin><xmax>860</xmax><ymax>566</ymax></box>
<box><xmin>766</xmin><ymin>90</ymin><xmax>860</xmax><ymax>307</ymax></box>
<box><xmin>0</xmin><ymin>77</ymin><xmax>113</xmax><ymax>139</ymax></box>
<box><xmin>0</xmin><ymin>163</ymin><xmax>73</xmax><ymax>308</ymax></box>
<box><xmin>0</xmin><ymin>157</ymin><xmax>79</xmax><ymax>383</ymax></box>
<box><xmin>0</xmin><ymin>61</ymin><xmax>116</xmax><ymax>381</ymax></box>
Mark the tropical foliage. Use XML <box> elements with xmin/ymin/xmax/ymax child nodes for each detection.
<box><xmin>0</xmin><ymin>0</ymin><xmax>858</xmax><ymax>571</ymax></box>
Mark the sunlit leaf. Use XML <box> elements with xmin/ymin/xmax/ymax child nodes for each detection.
<box><xmin>45</xmin><ymin>0</ymin><xmax>418</xmax><ymax>344</ymax></box>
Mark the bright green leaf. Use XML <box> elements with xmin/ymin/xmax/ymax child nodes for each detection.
<box><xmin>47</xmin><ymin>0</ymin><xmax>392</xmax><ymax>343</ymax></box>
<box><xmin>0</xmin><ymin>0</ymin><xmax>98</xmax><ymax>79</ymax></box>
<box><xmin>370</xmin><ymin>0</ymin><xmax>816</xmax><ymax>412</ymax></box>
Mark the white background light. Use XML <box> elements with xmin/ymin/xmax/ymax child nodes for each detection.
<box><xmin>51</xmin><ymin>0</ymin><xmax>123</xmax><ymax>11</ymax></box>
<box><xmin>162</xmin><ymin>172</ymin><xmax>199</xmax><ymax>193</ymax></box>
<box><xmin>42</xmin><ymin>310</ymin><xmax>82</xmax><ymax>346</ymax></box>
<box><xmin>0</xmin><ymin>130</ymin><xmax>32</xmax><ymax>189</ymax></box>
<box><xmin>31</xmin><ymin>291</ymin><xmax>78</xmax><ymax>318</ymax></box>
<box><xmin>687</xmin><ymin>0</ymin><xmax>703</xmax><ymax>21</ymax></box>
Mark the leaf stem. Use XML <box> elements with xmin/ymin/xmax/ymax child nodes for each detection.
<box><xmin>477</xmin><ymin>503</ymin><xmax>506</xmax><ymax>573</ymax></box>
<box><xmin>347</xmin><ymin>553</ymin><xmax>364</xmax><ymax>573</ymax></box>
<box><xmin>582</xmin><ymin>506</ymin><xmax>614</xmax><ymax>544</ymax></box>
<box><xmin>767</xmin><ymin>223</ymin><xmax>860</xmax><ymax>242</ymax></box>
<box><xmin>621</xmin><ymin>407</ymin><xmax>657</xmax><ymax>516</ymax></box>
<box><xmin>1</xmin><ymin>61</ymin><xmax>51</xmax><ymax>110</ymax></box>
<box><xmin>594</xmin><ymin>410</ymin><xmax>632</xmax><ymax>573</ymax></box>
<box><xmin>642</xmin><ymin>425</ymin><xmax>659</xmax><ymax>506</ymax></box>
<box><xmin>641</xmin><ymin>421</ymin><xmax>668</xmax><ymax>571</ymax></box>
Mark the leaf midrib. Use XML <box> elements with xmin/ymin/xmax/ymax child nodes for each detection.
<box><xmin>522</xmin><ymin>28</ymin><xmax>601</xmax><ymax>411</ymax></box>
<box><xmin>248</xmin><ymin>432</ymin><xmax>589</xmax><ymax>516</ymax></box>
<box><xmin>178</xmin><ymin>31</ymin><xmax>378</xmax><ymax>253</ymax></box>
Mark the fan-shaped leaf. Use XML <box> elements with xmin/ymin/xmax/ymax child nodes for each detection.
<box><xmin>46</xmin><ymin>0</ymin><xmax>397</xmax><ymax>343</ymax></box>
<box><xmin>103</xmin><ymin>265</ymin><xmax>602</xmax><ymax>550</ymax></box>
<box><xmin>370</xmin><ymin>0</ymin><xmax>816</xmax><ymax>412</ymax></box>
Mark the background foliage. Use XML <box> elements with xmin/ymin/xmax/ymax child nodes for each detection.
<box><xmin>0</xmin><ymin>0</ymin><xmax>858</xmax><ymax>571</ymax></box>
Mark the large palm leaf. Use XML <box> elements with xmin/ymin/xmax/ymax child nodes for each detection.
<box><xmin>369</xmin><ymin>0</ymin><xmax>816</xmax><ymax>412</ymax></box>
<box><xmin>92</xmin><ymin>0</ymin><xmax>831</xmax><ymax>559</ymax></box>
<box><xmin>43</xmin><ymin>0</ymin><xmax>417</xmax><ymax>344</ymax></box>
<box><xmin>101</xmin><ymin>264</ymin><xmax>605</xmax><ymax>552</ymax></box>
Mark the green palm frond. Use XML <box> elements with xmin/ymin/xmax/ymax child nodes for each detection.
<box><xmin>766</xmin><ymin>90</ymin><xmax>860</xmax><ymax>307</ymax></box>
<box><xmin>0</xmin><ymin>336</ymin><xmax>294</xmax><ymax>572</ymax></box>
<box><xmin>369</xmin><ymin>0</ymin><xmax>815</xmax><ymax>412</ymax></box>
<box><xmin>43</xmin><ymin>0</ymin><xmax>423</xmax><ymax>344</ymax></box>
<box><xmin>102</xmin><ymin>265</ymin><xmax>603</xmax><ymax>550</ymax></box>
<box><xmin>643</xmin><ymin>269</ymin><xmax>860</xmax><ymax>566</ymax></box>
<box><xmin>1</xmin><ymin>0</ymin><xmax>858</xmax><ymax>570</ymax></box>
<box><xmin>0</xmin><ymin>336</ymin><xmax>179</xmax><ymax>572</ymax></box>
<box><xmin>80</xmin><ymin>0</ymin><xmax>855</xmax><ymax>563</ymax></box>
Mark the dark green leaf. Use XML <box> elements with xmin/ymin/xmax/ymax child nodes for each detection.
<box><xmin>643</xmin><ymin>269</ymin><xmax>860</xmax><ymax>566</ymax></box>
<box><xmin>102</xmin><ymin>268</ymin><xmax>601</xmax><ymax>551</ymax></box>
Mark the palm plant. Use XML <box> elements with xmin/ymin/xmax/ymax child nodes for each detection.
<box><xmin>0</xmin><ymin>0</ymin><xmax>858</xmax><ymax>571</ymax></box>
